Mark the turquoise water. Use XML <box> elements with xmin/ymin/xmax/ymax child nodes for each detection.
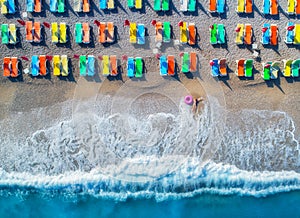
<box><xmin>1</xmin><ymin>191</ymin><xmax>300</xmax><ymax>218</ymax></box>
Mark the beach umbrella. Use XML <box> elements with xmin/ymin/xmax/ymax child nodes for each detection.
<box><xmin>122</xmin><ymin>55</ymin><xmax>128</xmax><ymax>61</ymax></box>
<box><xmin>124</xmin><ymin>20</ymin><xmax>130</xmax><ymax>26</ymax></box>
<box><xmin>98</xmin><ymin>55</ymin><xmax>103</xmax><ymax>60</ymax></box>
<box><xmin>46</xmin><ymin>55</ymin><xmax>52</xmax><ymax>61</ymax></box>
<box><xmin>94</xmin><ymin>20</ymin><xmax>100</xmax><ymax>27</ymax></box>
<box><xmin>179</xmin><ymin>52</ymin><xmax>184</xmax><ymax>57</ymax></box>
<box><xmin>21</xmin><ymin>56</ymin><xmax>29</xmax><ymax>61</ymax></box>
<box><xmin>235</xmin><ymin>27</ymin><xmax>241</xmax><ymax>32</ymax></box>
<box><xmin>43</xmin><ymin>22</ymin><xmax>50</xmax><ymax>28</ymax></box>
<box><xmin>265</xmin><ymin>64</ymin><xmax>271</xmax><ymax>68</ymax></box>
<box><xmin>73</xmin><ymin>54</ymin><xmax>80</xmax><ymax>59</ymax></box>
<box><xmin>155</xmin><ymin>54</ymin><xmax>161</xmax><ymax>59</ymax></box>
<box><xmin>262</xmin><ymin>27</ymin><xmax>268</xmax><ymax>33</ymax></box>
<box><xmin>209</xmin><ymin>25</ymin><xmax>213</xmax><ymax>29</ymax></box>
<box><xmin>287</xmin><ymin>25</ymin><xmax>295</xmax><ymax>31</ymax></box>
<box><xmin>151</xmin><ymin>20</ymin><xmax>157</xmax><ymax>26</ymax></box>
<box><xmin>178</xmin><ymin>21</ymin><xmax>183</xmax><ymax>27</ymax></box>
<box><xmin>17</xmin><ymin>19</ymin><xmax>25</xmax><ymax>26</ymax></box>
<box><xmin>209</xmin><ymin>61</ymin><xmax>214</xmax><ymax>66</ymax></box>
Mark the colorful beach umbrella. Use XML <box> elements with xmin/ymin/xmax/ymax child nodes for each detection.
<box><xmin>155</xmin><ymin>54</ymin><xmax>161</xmax><ymax>59</ymax></box>
<box><xmin>43</xmin><ymin>22</ymin><xmax>50</xmax><ymax>28</ymax></box>
<box><xmin>73</xmin><ymin>54</ymin><xmax>80</xmax><ymax>59</ymax></box>
<box><xmin>235</xmin><ymin>27</ymin><xmax>241</xmax><ymax>32</ymax></box>
<box><xmin>46</xmin><ymin>55</ymin><xmax>53</xmax><ymax>61</ymax></box>
<box><xmin>151</xmin><ymin>20</ymin><xmax>157</xmax><ymax>26</ymax></box>
<box><xmin>21</xmin><ymin>56</ymin><xmax>29</xmax><ymax>61</ymax></box>
<box><xmin>287</xmin><ymin>25</ymin><xmax>295</xmax><ymax>31</ymax></box>
<box><xmin>94</xmin><ymin>20</ymin><xmax>100</xmax><ymax>27</ymax></box>
<box><xmin>178</xmin><ymin>21</ymin><xmax>183</xmax><ymax>27</ymax></box>
<box><xmin>124</xmin><ymin>20</ymin><xmax>130</xmax><ymax>26</ymax></box>
<box><xmin>209</xmin><ymin>61</ymin><xmax>214</xmax><ymax>66</ymax></box>
<box><xmin>17</xmin><ymin>19</ymin><xmax>25</xmax><ymax>26</ymax></box>
<box><xmin>98</xmin><ymin>55</ymin><xmax>103</xmax><ymax>60</ymax></box>
<box><xmin>262</xmin><ymin>27</ymin><xmax>268</xmax><ymax>33</ymax></box>
<box><xmin>122</xmin><ymin>55</ymin><xmax>128</xmax><ymax>61</ymax></box>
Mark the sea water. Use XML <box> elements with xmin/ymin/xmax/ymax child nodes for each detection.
<box><xmin>0</xmin><ymin>95</ymin><xmax>299</xmax><ymax>217</ymax></box>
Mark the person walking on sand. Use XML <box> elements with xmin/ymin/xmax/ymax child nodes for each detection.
<box><xmin>192</xmin><ymin>97</ymin><xmax>203</xmax><ymax>113</ymax></box>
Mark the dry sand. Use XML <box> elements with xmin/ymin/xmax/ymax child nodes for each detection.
<box><xmin>0</xmin><ymin>0</ymin><xmax>299</xmax><ymax>137</ymax></box>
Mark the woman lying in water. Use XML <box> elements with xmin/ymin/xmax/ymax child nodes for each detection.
<box><xmin>192</xmin><ymin>97</ymin><xmax>204</xmax><ymax>114</ymax></box>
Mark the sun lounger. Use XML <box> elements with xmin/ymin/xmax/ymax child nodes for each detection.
<box><xmin>10</xmin><ymin>57</ymin><xmax>18</xmax><ymax>77</ymax></box>
<box><xmin>110</xmin><ymin>55</ymin><xmax>118</xmax><ymax>76</ymax></box>
<box><xmin>217</xmin><ymin>0</ymin><xmax>225</xmax><ymax>13</ymax></box>
<box><xmin>34</xmin><ymin>0</ymin><xmax>42</xmax><ymax>12</ymax></box>
<box><xmin>33</xmin><ymin>22</ymin><xmax>41</xmax><ymax>43</ymax></box>
<box><xmin>87</xmin><ymin>55</ymin><xmax>95</xmax><ymax>76</ymax></box>
<box><xmin>163</xmin><ymin>22</ymin><xmax>171</xmax><ymax>43</ymax></box>
<box><xmin>162</xmin><ymin>0</ymin><xmax>169</xmax><ymax>11</ymax></box>
<box><xmin>180</xmin><ymin>0</ymin><xmax>188</xmax><ymax>11</ymax></box>
<box><xmin>160</xmin><ymin>55</ymin><xmax>168</xmax><ymax>76</ymax></box>
<box><xmin>3</xmin><ymin>57</ymin><xmax>10</xmax><ymax>77</ymax></box>
<box><xmin>209</xmin><ymin>0</ymin><xmax>216</xmax><ymax>12</ymax></box>
<box><xmin>188</xmin><ymin>0</ymin><xmax>196</xmax><ymax>11</ymax></box>
<box><xmin>61</xmin><ymin>55</ymin><xmax>68</xmax><ymax>76</ymax></box>
<box><xmin>270</xmin><ymin>61</ymin><xmax>280</xmax><ymax>79</ymax></box>
<box><xmin>287</xmin><ymin>0</ymin><xmax>295</xmax><ymax>14</ymax></box>
<box><xmin>235</xmin><ymin>59</ymin><xmax>245</xmax><ymax>76</ymax></box>
<box><xmin>108</xmin><ymin>0</ymin><xmax>114</xmax><ymax>9</ymax></box>
<box><xmin>217</xmin><ymin>24</ymin><xmax>225</xmax><ymax>44</ymax></box>
<box><xmin>130</xmin><ymin>22</ymin><xmax>137</xmax><ymax>44</ymax></box>
<box><xmin>127</xmin><ymin>57</ymin><xmax>135</xmax><ymax>77</ymax></box>
<box><xmin>59</xmin><ymin>23</ymin><xmax>67</xmax><ymax>43</ymax></box>
<box><xmin>53</xmin><ymin>55</ymin><xmax>61</xmax><ymax>76</ymax></box>
<box><xmin>296</xmin><ymin>0</ymin><xmax>300</xmax><ymax>15</ymax></box>
<box><xmin>31</xmin><ymin>55</ymin><xmax>39</xmax><ymax>76</ymax></box>
<box><xmin>102</xmin><ymin>55</ymin><xmax>110</xmax><ymax>76</ymax></box>
<box><xmin>128</xmin><ymin>0</ymin><xmax>134</xmax><ymax>7</ymax></box>
<box><xmin>245</xmin><ymin>0</ymin><xmax>252</xmax><ymax>13</ymax></box>
<box><xmin>51</xmin><ymin>22</ymin><xmax>59</xmax><ymax>43</ymax></box>
<box><xmin>7</xmin><ymin>0</ymin><xmax>15</xmax><ymax>13</ymax></box>
<box><xmin>188</xmin><ymin>23</ymin><xmax>196</xmax><ymax>45</ymax></box>
<box><xmin>244</xmin><ymin>59</ymin><xmax>253</xmax><ymax>77</ymax></box>
<box><xmin>9</xmin><ymin>24</ymin><xmax>17</xmax><ymax>44</ymax></box>
<box><xmin>154</xmin><ymin>0</ymin><xmax>161</xmax><ymax>10</ymax></box>
<box><xmin>210</xmin><ymin>59</ymin><xmax>219</xmax><ymax>77</ymax></box>
<box><xmin>262</xmin><ymin>0</ymin><xmax>270</xmax><ymax>14</ymax></box>
<box><xmin>75</xmin><ymin>23</ymin><xmax>82</xmax><ymax>43</ymax></box>
<box><xmin>180</xmin><ymin>22</ymin><xmax>188</xmax><ymax>44</ymax></box>
<box><xmin>106</xmin><ymin>22</ymin><xmax>114</xmax><ymax>43</ymax></box>
<box><xmin>39</xmin><ymin>55</ymin><xmax>47</xmax><ymax>76</ymax></box>
<box><xmin>167</xmin><ymin>55</ymin><xmax>175</xmax><ymax>76</ymax></box>
<box><xmin>135</xmin><ymin>57</ymin><xmax>143</xmax><ymax>78</ymax></box>
<box><xmin>137</xmin><ymin>23</ymin><xmax>145</xmax><ymax>44</ymax></box>
<box><xmin>100</xmin><ymin>0</ymin><xmax>106</xmax><ymax>9</ymax></box>
<box><xmin>27</xmin><ymin>0</ymin><xmax>34</xmax><ymax>12</ymax></box>
<box><xmin>155</xmin><ymin>22</ymin><xmax>163</xmax><ymax>42</ymax></box>
<box><xmin>1</xmin><ymin>24</ymin><xmax>9</xmax><ymax>44</ymax></box>
<box><xmin>261</xmin><ymin>23</ymin><xmax>270</xmax><ymax>45</ymax></box>
<box><xmin>244</xmin><ymin>24</ymin><xmax>252</xmax><ymax>45</ymax></box>
<box><xmin>135</xmin><ymin>0</ymin><xmax>142</xmax><ymax>9</ymax></box>
<box><xmin>99</xmin><ymin>22</ymin><xmax>106</xmax><ymax>43</ymax></box>
<box><xmin>235</xmin><ymin>24</ymin><xmax>244</xmax><ymax>45</ymax></box>
<box><xmin>270</xmin><ymin>0</ymin><xmax>278</xmax><ymax>15</ymax></box>
<box><xmin>219</xmin><ymin>58</ymin><xmax>227</xmax><ymax>76</ymax></box>
<box><xmin>74</xmin><ymin>0</ymin><xmax>81</xmax><ymax>12</ymax></box>
<box><xmin>190</xmin><ymin>52</ymin><xmax>197</xmax><ymax>73</ymax></box>
<box><xmin>236</xmin><ymin>0</ymin><xmax>245</xmax><ymax>13</ymax></box>
<box><xmin>82</xmin><ymin>22</ymin><xmax>90</xmax><ymax>44</ymax></box>
<box><xmin>58</xmin><ymin>0</ymin><xmax>64</xmax><ymax>12</ymax></box>
<box><xmin>181</xmin><ymin>52</ymin><xmax>190</xmax><ymax>73</ymax></box>
<box><xmin>291</xmin><ymin>59</ymin><xmax>300</xmax><ymax>77</ymax></box>
<box><xmin>25</xmin><ymin>21</ymin><xmax>33</xmax><ymax>42</ymax></box>
<box><xmin>0</xmin><ymin>0</ymin><xmax>8</xmax><ymax>14</ymax></box>
<box><xmin>79</xmin><ymin>55</ymin><xmax>87</xmax><ymax>76</ymax></box>
<box><xmin>50</xmin><ymin>0</ymin><xmax>57</xmax><ymax>12</ymax></box>
<box><xmin>270</xmin><ymin>24</ymin><xmax>278</xmax><ymax>45</ymax></box>
<box><xmin>262</xmin><ymin>62</ymin><xmax>272</xmax><ymax>80</ymax></box>
<box><xmin>283</xmin><ymin>59</ymin><xmax>292</xmax><ymax>77</ymax></box>
<box><xmin>83</xmin><ymin>0</ymin><xmax>89</xmax><ymax>12</ymax></box>
<box><xmin>210</xmin><ymin>24</ymin><xmax>217</xmax><ymax>44</ymax></box>
<box><xmin>294</xmin><ymin>24</ymin><xmax>300</xmax><ymax>45</ymax></box>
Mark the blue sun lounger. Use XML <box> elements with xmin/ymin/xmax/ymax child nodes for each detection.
<box><xmin>217</xmin><ymin>0</ymin><xmax>225</xmax><ymax>13</ymax></box>
<box><xmin>100</xmin><ymin>0</ymin><xmax>106</xmax><ymax>9</ymax></box>
<box><xmin>285</xmin><ymin>22</ymin><xmax>295</xmax><ymax>44</ymax></box>
<box><xmin>160</xmin><ymin>55</ymin><xmax>168</xmax><ymax>76</ymax></box>
<box><xmin>31</xmin><ymin>55</ymin><xmax>39</xmax><ymax>76</ymax></box>
<box><xmin>50</xmin><ymin>0</ymin><xmax>57</xmax><ymax>12</ymax></box>
<box><xmin>127</xmin><ymin>57</ymin><xmax>135</xmax><ymax>77</ymax></box>
<box><xmin>262</xmin><ymin>0</ymin><xmax>270</xmax><ymax>15</ymax></box>
<box><xmin>87</xmin><ymin>55</ymin><xmax>95</xmax><ymax>76</ymax></box>
<box><xmin>7</xmin><ymin>0</ymin><xmax>15</xmax><ymax>13</ymax></box>
<box><xmin>137</xmin><ymin>24</ymin><xmax>145</xmax><ymax>45</ymax></box>
<box><xmin>27</xmin><ymin>0</ymin><xmax>34</xmax><ymax>12</ymax></box>
<box><xmin>261</xmin><ymin>23</ymin><xmax>270</xmax><ymax>45</ymax></box>
<box><xmin>211</xmin><ymin>59</ymin><xmax>219</xmax><ymax>77</ymax></box>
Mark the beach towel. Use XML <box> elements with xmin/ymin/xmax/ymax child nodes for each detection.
<box><xmin>219</xmin><ymin>58</ymin><xmax>227</xmax><ymax>76</ymax></box>
<box><xmin>135</xmin><ymin>57</ymin><xmax>143</xmax><ymax>78</ymax></box>
<box><xmin>79</xmin><ymin>55</ymin><xmax>87</xmax><ymax>76</ymax></box>
<box><xmin>87</xmin><ymin>55</ymin><xmax>95</xmax><ymax>76</ymax></box>
<box><xmin>181</xmin><ymin>52</ymin><xmax>190</xmax><ymax>73</ymax></box>
<box><xmin>9</xmin><ymin>24</ymin><xmax>17</xmax><ymax>44</ymax></box>
<box><xmin>283</xmin><ymin>59</ymin><xmax>292</xmax><ymax>77</ymax></box>
<box><xmin>10</xmin><ymin>57</ymin><xmax>18</xmax><ymax>77</ymax></box>
<box><xmin>51</xmin><ymin>22</ymin><xmax>59</xmax><ymax>43</ymax></box>
<box><xmin>244</xmin><ymin>59</ymin><xmax>253</xmax><ymax>77</ymax></box>
<box><xmin>217</xmin><ymin>24</ymin><xmax>225</xmax><ymax>44</ymax></box>
<box><xmin>127</xmin><ymin>57</ymin><xmax>135</xmax><ymax>77</ymax></box>
<box><xmin>190</xmin><ymin>52</ymin><xmax>197</xmax><ymax>73</ymax></box>
<box><xmin>59</xmin><ymin>23</ymin><xmax>67</xmax><ymax>43</ymax></box>
<box><xmin>102</xmin><ymin>55</ymin><xmax>110</xmax><ymax>76</ymax></box>
<box><xmin>180</xmin><ymin>22</ymin><xmax>188</xmax><ymax>44</ymax></box>
<box><xmin>167</xmin><ymin>55</ymin><xmax>175</xmax><ymax>76</ymax></box>
<box><xmin>106</xmin><ymin>22</ymin><xmax>114</xmax><ymax>43</ymax></box>
<box><xmin>245</xmin><ymin>0</ymin><xmax>252</xmax><ymax>13</ymax></box>
<box><xmin>236</xmin><ymin>59</ymin><xmax>245</xmax><ymax>77</ymax></box>
<box><xmin>163</xmin><ymin>22</ymin><xmax>171</xmax><ymax>43</ymax></box>
<box><xmin>1</xmin><ymin>24</ymin><xmax>9</xmax><ymax>44</ymax></box>
<box><xmin>31</xmin><ymin>55</ymin><xmax>39</xmax><ymax>76</ymax></box>
<box><xmin>188</xmin><ymin>23</ymin><xmax>196</xmax><ymax>45</ymax></box>
<box><xmin>130</xmin><ymin>22</ymin><xmax>137</xmax><ymax>43</ymax></box>
<box><xmin>3</xmin><ymin>57</ymin><xmax>10</xmax><ymax>77</ymax></box>
<box><xmin>61</xmin><ymin>55</ymin><xmax>68</xmax><ymax>76</ymax></box>
<box><xmin>39</xmin><ymin>55</ymin><xmax>47</xmax><ymax>76</ymax></box>
<box><xmin>210</xmin><ymin>24</ymin><xmax>217</xmax><ymax>44</ymax></box>
<box><xmin>137</xmin><ymin>24</ymin><xmax>145</xmax><ymax>45</ymax></box>
<box><xmin>27</xmin><ymin>0</ymin><xmax>34</xmax><ymax>12</ymax></box>
<box><xmin>110</xmin><ymin>55</ymin><xmax>118</xmax><ymax>76</ymax></box>
<box><xmin>160</xmin><ymin>55</ymin><xmax>168</xmax><ymax>76</ymax></box>
<box><xmin>53</xmin><ymin>55</ymin><xmax>61</xmax><ymax>76</ymax></box>
<box><xmin>261</xmin><ymin>23</ymin><xmax>270</xmax><ymax>45</ymax></box>
<box><xmin>50</xmin><ymin>0</ymin><xmax>57</xmax><ymax>12</ymax></box>
<box><xmin>211</xmin><ymin>59</ymin><xmax>219</xmax><ymax>77</ymax></box>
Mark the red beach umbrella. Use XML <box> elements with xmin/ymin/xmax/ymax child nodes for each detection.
<box><xmin>209</xmin><ymin>61</ymin><xmax>214</xmax><ymax>66</ymax></box>
<box><xmin>178</xmin><ymin>21</ymin><xmax>183</xmax><ymax>27</ymax></box>
<box><xmin>209</xmin><ymin>25</ymin><xmax>213</xmax><ymax>29</ymax></box>
<box><xmin>21</xmin><ymin>56</ymin><xmax>29</xmax><ymax>61</ymax></box>
<box><xmin>94</xmin><ymin>20</ymin><xmax>100</xmax><ymax>27</ymax></box>
<box><xmin>287</xmin><ymin>25</ymin><xmax>295</xmax><ymax>31</ymax></box>
<box><xmin>73</xmin><ymin>54</ymin><xmax>80</xmax><ymax>59</ymax></box>
<box><xmin>43</xmin><ymin>22</ymin><xmax>50</xmax><ymax>28</ymax></box>
<box><xmin>124</xmin><ymin>20</ymin><xmax>130</xmax><ymax>26</ymax></box>
<box><xmin>46</xmin><ymin>55</ymin><xmax>52</xmax><ymax>61</ymax></box>
<box><xmin>17</xmin><ymin>19</ymin><xmax>25</xmax><ymax>26</ymax></box>
<box><xmin>265</xmin><ymin>64</ymin><xmax>271</xmax><ymax>68</ymax></box>
<box><xmin>151</xmin><ymin>20</ymin><xmax>157</xmax><ymax>26</ymax></box>
<box><xmin>155</xmin><ymin>54</ymin><xmax>161</xmax><ymax>59</ymax></box>
<box><xmin>98</xmin><ymin>55</ymin><xmax>103</xmax><ymax>60</ymax></box>
<box><xmin>179</xmin><ymin>52</ymin><xmax>184</xmax><ymax>57</ymax></box>
<box><xmin>235</xmin><ymin>27</ymin><xmax>241</xmax><ymax>32</ymax></box>
<box><xmin>122</xmin><ymin>55</ymin><xmax>128</xmax><ymax>61</ymax></box>
<box><xmin>262</xmin><ymin>27</ymin><xmax>268</xmax><ymax>33</ymax></box>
